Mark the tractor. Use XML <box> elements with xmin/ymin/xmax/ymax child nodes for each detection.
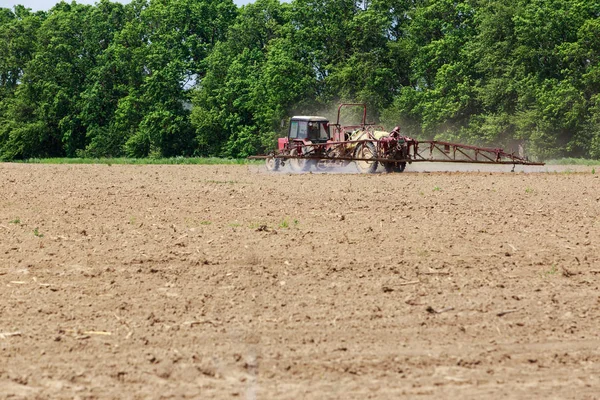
<box><xmin>265</xmin><ymin>104</ymin><xmax>413</xmax><ymax>173</ymax></box>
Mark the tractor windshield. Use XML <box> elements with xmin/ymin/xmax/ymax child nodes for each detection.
<box><xmin>307</xmin><ymin>121</ymin><xmax>329</xmax><ymax>141</ymax></box>
<box><xmin>289</xmin><ymin>119</ymin><xmax>329</xmax><ymax>141</ymax></box>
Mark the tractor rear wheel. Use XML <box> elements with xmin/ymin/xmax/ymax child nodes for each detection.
<box><xmin>384</xmin><ymin>162</ymin><xmax>406</xmax><ymax>173</ymax></box>
<box><xmin>289</xmin><ymin>148</ymin><xmax>312</xmax><ymax>172</ymax></box>
<box><xmin>265</xmin><ymin>156</ymin><xmax>280</xmax><ymax>172</ymax></box>
<box><xmin>354</xmin><ymin>142</ymin><xmax>378</xmax><ymax>173</ymax></box>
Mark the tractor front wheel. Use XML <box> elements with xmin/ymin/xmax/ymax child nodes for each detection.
<box><xmin>289</xmin><ymin>148</ymin><xmax>312</xmax><ymax>172</ymax></box>
<box><xmin>354</xmin><ymin>142</ymin><xmax>378</xmax><ymax>173</ymax></box>
<box><xmin>265</xmin><ymin>156</ymin><xmax>280</xmax><ymax>172</ymax></box>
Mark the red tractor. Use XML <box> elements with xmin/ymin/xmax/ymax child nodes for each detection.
<box><xmin>266</xmin><ymin>104</ymin><xmax>413</xmax><ymax>173</ymax></box>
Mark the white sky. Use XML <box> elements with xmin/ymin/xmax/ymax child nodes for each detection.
<box><xmin>1</xmin><ymin>0</ymin><xmax>254</xmax><ymax>11</ymax></box>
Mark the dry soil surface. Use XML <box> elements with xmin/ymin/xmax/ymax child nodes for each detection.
<box><xmin>1</xmin><ymin>163</ymin><xmax>599</xmax><ymax>399</ymax></box>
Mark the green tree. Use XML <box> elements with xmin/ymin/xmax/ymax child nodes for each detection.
<box><xmin>2</xmin><ymin>0</ymin><xmax>600</xmax><ymax>160</ymax></box>
<box><xmin>0</xmin><ymin>6</ymin><xmax>46</xmax><ymax>160</ymax></box>
<box><xmin>1</xmin><ymin>2</ymin><xmax>92</xmax><ymax>159</ymax></box>
<box><xmin>382</xmin><ymin>0</ymin><xmax>478</xmax><ymax>138</ymax></box>
<box><xmin>192</xmin><ymin>0</ymin><xmax>290</xmax><ymax>157</ymax></box>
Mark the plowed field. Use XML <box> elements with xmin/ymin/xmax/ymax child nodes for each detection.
<box><xmin>1</xmin><ymin>163</ymin><xmax>599</xmax><ymax>399</ymax></box>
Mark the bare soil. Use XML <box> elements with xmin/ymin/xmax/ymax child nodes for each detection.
<box><xmin>1</xmin><ymin>163</ymin><xmax>599</xmax><ymax>399</ymax></box>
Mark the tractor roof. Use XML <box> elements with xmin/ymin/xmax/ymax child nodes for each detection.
<box><xmin>291</xmin><ymin>116</ymin><xmax>329</xmax><ymax>122</ymax></box>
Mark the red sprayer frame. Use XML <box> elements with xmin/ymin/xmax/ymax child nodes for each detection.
<box><xmin>250</xmin><ymin>104</ymin><xmax>544</xmax><ymax>172</ymax></box>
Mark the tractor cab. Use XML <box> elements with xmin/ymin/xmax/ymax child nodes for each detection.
<box><xmin>277</xmin><ymin>116</ymin><xmax>330</xmax><ymax>150</ymax></box>
<box><xmin>288</xmin><ymin>116</ymin><xmax>329</xmax><ymax>143</ymax></box>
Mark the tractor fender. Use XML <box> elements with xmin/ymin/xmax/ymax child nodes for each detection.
<box><xmin>278</xmin><ymin>137</ymin><xmax>288</xmax><ymax>150</ymax></box>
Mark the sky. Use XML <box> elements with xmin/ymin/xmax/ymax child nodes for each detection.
<box><xmin>1</xmin><ymin>0</ymin><xmax>253</xmax><ymax>11</ymax></box>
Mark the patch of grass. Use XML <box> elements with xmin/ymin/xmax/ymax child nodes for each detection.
<box><xmin>199</xmin><ymin>220</ymin><xmax>212</xmax><ymax>226</ymax></box>
<box><xmin>9</xmin><ymin>218</ymin><xmax>20</xmax><ymax>224</ymax></box>
<box><xmin>433</xmin><ymin>186</ymin><xmax>442</xmax><ymax>192</ymax></box>
<box><xmin>228</xmin><ymin>222</ymin><xmax>241</xmax><ymax>228</ymax></box>
<box><xmin>545</xmin><ymin>158</ymin><xmax>600</xmax><ymax>166</ymax></box>
<box><xmin>525</xmin><ymin>187</ymin><xmax>534</xmax><ymax>194</ymax></box>
<box><xmin>293</xmin><ymin>219</ymin><xmax>299</xmax><ymax>226</ymax></box>
<box><xmin>543</xmin><ymin>264</ymin><xmax>558</xmax><ymax>277</ymax></box>
<box><xmin>33</xmin><ymin>227</ymin><xmax>43</xmax><ymax>238</ymax></box>
<box><xmin>18</xmin><ymin>157</ymin><xmax>263</xmax><ymax>165</ymax></box>
<box><xmin>279</xmin><ymin>219</ymin><xmax>290</xmax><ymax>229</ymax></box>
<box><xmin>592</xmin><ymin>168</ymin><xmax>596</xmax><ymax>175</ymax></box>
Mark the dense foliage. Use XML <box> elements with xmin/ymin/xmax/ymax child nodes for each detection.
<box><xmin>1</xmin><ymin>0</ymin><xmax>599</xmax><ymax>160</ymax></box>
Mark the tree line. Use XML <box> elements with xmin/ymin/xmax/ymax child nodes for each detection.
<box><xmin>1</xmin><ymin>0</ymin><xmax>599</xmax><ymax>160</ymax></box>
